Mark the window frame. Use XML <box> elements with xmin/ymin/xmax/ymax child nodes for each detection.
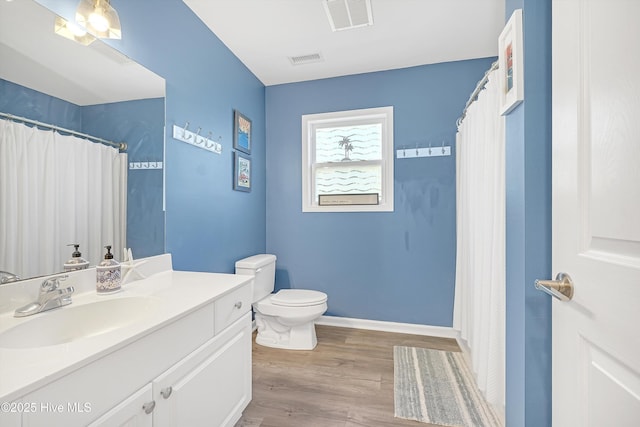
<box><xmin>301</xmin><ymin>106</ymin><xmax>394</xmax><ymax>212</ymax></box>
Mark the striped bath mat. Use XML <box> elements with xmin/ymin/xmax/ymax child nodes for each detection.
<box><xmin>393</xmin><ymin>346</ymin><xmax>502</xmax><ymax>427</ymax></box>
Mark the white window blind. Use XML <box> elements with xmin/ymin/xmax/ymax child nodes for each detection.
<box><xmin>302</xmin><ymin>107</ymin><xmax>394</xmax><ymax>212</ymax></box>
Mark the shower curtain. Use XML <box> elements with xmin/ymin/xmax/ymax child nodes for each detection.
<box><xmin>453</xmin><ymin>69</ymin><xmax>505</xmax><ymax>414</ymax></box>
<box><xmin>0</xmin><ymin>119</ymin><xmax>127</xmax><ymax>279</ymax></box>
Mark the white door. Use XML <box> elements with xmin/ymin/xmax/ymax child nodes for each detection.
<box><xmin>550</xmin><ymin>0</ymin><xmax>640</xmax><ymax>425</ymax></box>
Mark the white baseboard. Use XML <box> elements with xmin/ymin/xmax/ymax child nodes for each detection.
<box><xmin>316</xmin><ymin>315</ymin><xmax>459</xmax><ymax>339</ymax></box>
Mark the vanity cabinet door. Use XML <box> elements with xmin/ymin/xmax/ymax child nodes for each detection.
<box><xmin>87</xmin><ymin>384</ymin><xmax>153</xmax><ymax>427</ymax></box>
<box><xmin>153</xmin><ymin>312</ymin><xmax>251</xmax><ymax>427</ymax></box>
<box><xmin>0</xmin><ymin>399</ymin><xmax>22</xmax><ymax>427</ymax></box>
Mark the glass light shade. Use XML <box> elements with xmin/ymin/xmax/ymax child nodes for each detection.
<box><xmin>54</xmin><ymin>16</ymin><xmax>96</xmax><ymax>46</ymax></box>
<box><xmin>75</xmin><ymin>0</ymin><xmax>121</xmax><ymax>40</ymax></box>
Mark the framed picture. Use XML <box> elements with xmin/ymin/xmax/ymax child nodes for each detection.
<box><xmin>233</xmin><ymin>110</ymin><xmax>252</xmax><ymax>154</ymax></box>
<box><xmin>233</xmin><ymin>151</ymin><xmax>251</xmax><ymax>192</ymax></box>
<box><xmin>498</xmin><ymin>9</ymin><xmax>524</xmax><ymax>115</ymax></box>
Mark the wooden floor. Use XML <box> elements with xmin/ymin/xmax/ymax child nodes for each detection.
<box><xmin>235</xmin><ymin>325</ymin><xmax>460</xmax><ymax>427</ymax></box>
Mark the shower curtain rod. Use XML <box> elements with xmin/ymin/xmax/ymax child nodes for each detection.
<box><xmin>0</xmin><ymin>112</ymin><xmax>127</xmax><ymax>151</ymax></box>
<box><xmin>456</xmin><ymin>61</ymin><xmax>499</xmax><ymax>129</ymax></box>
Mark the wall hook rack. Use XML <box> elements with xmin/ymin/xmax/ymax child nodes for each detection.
<box><xmin>182</xmin><ymin>122</ymin><xmax>191</xmax><ymax>139</ymax></box>
<box><xmin>172</xmin><ymin>122</ymin><xmax>222</xmax><ymax>154</ymax></box>
<box><xmin>396</xmin><ymin>141</ymin><xmax>451</xmax><ymax>159</ymax></box>
<box><xmin>129</xmin><ymin>160</ymin><xmax>163</xmax><ymax>170</ymax></box>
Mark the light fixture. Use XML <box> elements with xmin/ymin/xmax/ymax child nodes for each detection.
<box><xmin>54</xmin><ymin>16</ymin><xmax>96</xmax><ymax>45</ymax></box>
<box><xmin>75</xmin><ymin>0</ymin><xmax>121</xmax><ymax>40</ymax></box>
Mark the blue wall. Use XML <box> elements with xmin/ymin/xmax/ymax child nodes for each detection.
<box><xmin>0</xmin><ymin>79</ymin><xmax>81</xmax><ymax>129</ymax></box>
<box><xmin>265</xmin><ymin>58</ymin><xmax>495</xmax><ymax>326</ymax></box>
<box><xmin>83</xmin><ymin>98</ymin><xmax>165</xmax><ymax>258</ymax></box>
<box><xmin>0</xmin><ymin>79</ymin><xmax>165</xmax><ymax>260</ymax></box>
<box><xmin>503</xmin><ymin>1</ymin><xmax>552</xmax><ymax>426</ymax></box>
<box><xmin>36</xmin><ymin>0</ymin><xmax>267</xmax><ymax>274</ymax></box>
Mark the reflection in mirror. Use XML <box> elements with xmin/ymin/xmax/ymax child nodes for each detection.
<box><xmin>0</xmin><ymin>0</ymin><xmax>166</xmax><ymax>283</ymax></box>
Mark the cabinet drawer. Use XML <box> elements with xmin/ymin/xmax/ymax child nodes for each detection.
<box><xmin>214</xmin><ymin>281</ymin><xmax>252</xmax><ymax>334</ymax></box>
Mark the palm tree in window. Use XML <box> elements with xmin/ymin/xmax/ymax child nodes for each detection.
<box><xmin>337</xmin><ymin>134</ymin><xmax>355</xmax><ymax>161</ymax></box>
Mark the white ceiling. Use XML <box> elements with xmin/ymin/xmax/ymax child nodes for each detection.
<box><xmin>0</xmin><ymin>0</ymin><xmax>505</xmax><ymax>105</ymax></box>
<box><xmin>0</xmin><ymin>0</ymin><xmax>165</xmax><ymax>106</ymax></box>
<box><xmin>183</xmin><ymin>0</ymin><xmax>505</xmax><ymax>86</ymax></box>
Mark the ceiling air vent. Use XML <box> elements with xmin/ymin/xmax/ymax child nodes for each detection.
<box><xmin>289</xmin><ymin>52</ymin><xmax>323</xmax><ymax>66</ymax></box>
<box><xmin>323</xmin><ymin>0</ymin><xmax>373</xmax><ymax>32</ymax></box>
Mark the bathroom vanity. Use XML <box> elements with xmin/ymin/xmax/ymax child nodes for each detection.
<box><xmin>0</xmin><ymin>254</ymin><xmax>253</xmax><ymax>426</ymax></box>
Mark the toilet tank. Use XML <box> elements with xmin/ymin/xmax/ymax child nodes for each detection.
<box><xmin>235</xmin><ymin>254</ymin><xmax>277</xmax><ymax>303</ymax></box>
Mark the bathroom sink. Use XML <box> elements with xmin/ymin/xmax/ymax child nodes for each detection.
<box><xmin>0</xmin><ymin>297</ymin><xmax>161</xmax><ymax>349</ymax></box>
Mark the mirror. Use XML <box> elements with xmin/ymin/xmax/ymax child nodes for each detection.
<box><xmin>0</xmin><ymin>0</ymin><xmax>166</xmax><ymax>282</ymax></box>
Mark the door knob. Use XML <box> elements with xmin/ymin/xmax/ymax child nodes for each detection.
<box><xmin>160</xmin><ymin>386</ymin><xmax>172</xmax><ymax>399</ymax></box>
<box><xmin>535</xmin><ymin>272</ymin><xmax>574</xmax><ymax>301</ymax></box>
<box><xmin>142</xmin><ymin>400</ymin><xmax>155</xmax><ymax>414</ymax></box>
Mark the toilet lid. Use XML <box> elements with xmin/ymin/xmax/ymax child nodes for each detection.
<box><xmin>271</xmin><ymin>289</ymin><xmax>327</xmax><ymax>307</ymax></box>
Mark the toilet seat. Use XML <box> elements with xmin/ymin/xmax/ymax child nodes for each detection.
<box><xmin>271</xmin><ymin>289</ymin><xmax>327</xmax><ymax>307</ymax></box>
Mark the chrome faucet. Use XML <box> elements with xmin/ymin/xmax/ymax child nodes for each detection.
<box><xmin>0</xmin><ymin>271</ymin><xmax>20</xmax><ymax>284</ymax></box>
<box><xmin>14</xmin><ymin>275</ymin><xmax>75</xmax><ymax>318</ymax></box>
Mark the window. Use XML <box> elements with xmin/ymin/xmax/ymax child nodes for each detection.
<box><xmin>302</xmin><ymin>106</ymin><xmax>394</xmax><ymax>212</ymax></box>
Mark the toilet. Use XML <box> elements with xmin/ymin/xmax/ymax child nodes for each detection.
<box><xmin>235</xmin><ymin>254</ymin><xmax>327</xmax><ymax>350</ymax></box>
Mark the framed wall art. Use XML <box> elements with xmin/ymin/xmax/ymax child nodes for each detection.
<box><xmin>498</xmin><ymin>9</ymin><xmax>524</xmax><ymax>115</ymax></box>
<box><xmin>233</xmin><ymin>110</ymin><xmax>252</xmax><ymax>154</ymax></box>
<box><xmin>233</xmin><ymin>151</ymin><xmax>251</xmax><ymax>192</ymax></box>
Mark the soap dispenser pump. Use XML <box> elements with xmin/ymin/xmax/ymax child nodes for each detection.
<box><xmin>96</xmin><ymin>245</ymin><xmax>121</xmax><ymax>294</ymax></box>
<box><xmin>64</xmin><ymin>243</ymin><xmax>90</xmax><ymax>272</ymax></box>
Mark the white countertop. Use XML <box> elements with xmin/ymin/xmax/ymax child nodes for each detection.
<box><xmin>0</xmin><ymin>260</ymin><xmax>253</xmax><ymax>402</ymax></box>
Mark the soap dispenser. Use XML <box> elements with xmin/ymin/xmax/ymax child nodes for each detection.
<box><xmin>96</xmin><ymin>245</ymin><xmax>121</xmax><ymax>294</ymax></box>
<box><xmin>64</xmin><ymin>243</ymin><xmax>89</xmax><ymax>272</ymax></box>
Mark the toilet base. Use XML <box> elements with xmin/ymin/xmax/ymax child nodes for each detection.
<box><xmin>254</xmin><ymin>312</ymin><xmax>319</xmax><ymax>350</ymax></box>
